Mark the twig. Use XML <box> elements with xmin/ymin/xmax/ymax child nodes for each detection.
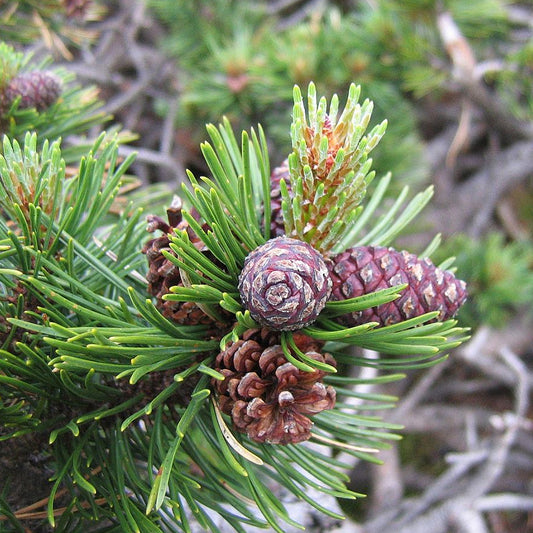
<box><xmin>391</xmin><ymin>358</ymin><xmax>449</xmax><ymax>422</ymax></box>
<box><xmin>461</xmin><ymin>79</ymin><xmax>533</xmax><ymax>141</ymax></box>
<box><xmin>334</xmin><ymin>349</ymin><xmax>381</xmax><ymax>469</ymax></box>
<box><xmin>445</xmin><ymin>98</ymin><xmax>473</xmax><ymax>168</ymax></box>
<box><xmin>457</xmin><ymin>326</ymin><xmax>528</xmax><ymax>387</ymax></box>
<box><xmin>368</xmin><ymin>444</ymin><xmax>404</xmax><ymax>518</ymax></box>
<box><xmin>396</xmin><ymin>451</ymin><xmax>486</xmax><ymax>525</ymax></box>
<box><xmin>12</xmin><ymin>498</ymin><xmax>108</xmax><ymax>521</ymax></box>
<box><xmin>399</xmin><ymin>405</ymin><xmax>493</xmax><ymax>434</ymax></box>
<box><xmin>496</xmin><ymin>199</ymin><xmax>530</xmax><ymax>240</ymax></box>
<box><xmin>430</xmin><ymin>139</ymin><xmax>533</xmax><ymax>236</ymax></box>
<box><xmin>451</xmin><ymin>508</ymin><xmax>490</xmax><ymax>533</ymax></box>
<box><xmin>98</xmin><ymin>72</ymin><xmax>157</xmax><ymax>116</ymax></box>
<box><xmin>476</xmin><ymin>493</ymin><xmax>533</xmax><ymax>512</ymax></box>
<box><xmin>359</xmin><ymin>334</ymin><xmax>532</xmax><ymax>533</ymax></box>
<box><xmin>438</xmin><ymin>10</ymin><xmax>533</xmax><ymax>141</ymax></box>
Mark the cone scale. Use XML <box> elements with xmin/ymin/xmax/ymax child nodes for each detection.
<box><xmin>214</xmin><ymin>328</ymin><xmax>336</xmax><ymax>444</ymax></box>
<box><xmin>143</xmin><ymin>198</ymin><xmax>222</xmax><ymax>327</ymax></box>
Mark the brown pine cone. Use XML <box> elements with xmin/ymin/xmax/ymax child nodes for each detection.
<box><xmin>238</xmin><ymin>236</ymin><xmax>332</xmax><ymax>331</ymax></box>
<box><xmin>142</xmin><ymin>197</ymin><xmax>220</xmax><ymax>326</ymax></box>
<box><xmin>214</xmin><ymin>328</ymin><xmax>336</xmax><ymax>445</ymax></box>
<box><xmin>328</xmin><ymin>246</ymin><xmax>467</xmax><ymax>327</ymax></box>
<box><xmin>3</xmin><ymin>71</ymin><xmax>62</xmax><ymax>112</ymax></box>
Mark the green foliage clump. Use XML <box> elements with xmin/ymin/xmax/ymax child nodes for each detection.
<box><xmin>149</xmin><ymin>0</ymin><xmax>532</xmax><ymax>184</ymax></box>
<box><xmin>436</xmin><ymin>233</ymin><xmax>533</xmax><ymax>328</ymax></box>
<box><xmin>357</xmin><ymin>0</ymin><xmax>510</xmax><ymax>94</ymax></box>
<box><xmin>332</xmin><ymin>0</ymin><xmax>532</xmax><ymax>121</ymax></box>
<box><xmin>149</xmin><ymin>0</ymin><xmax>427</xmax><ymax>182</ymax></box>
<box><xmin>0</xmin><ymin>0</ymin><xmax>102</xmax><ymax>53</ymax></box>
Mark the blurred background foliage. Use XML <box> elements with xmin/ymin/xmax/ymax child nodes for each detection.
<box><xmin>148</xmin><ymin>0</ymin><xmax>532</xmax><ymax>172</ymax></box>
<box><xmin>150</xmin><ymin>0</ymin><xmax>427</xmax><ymax>182</ymax></box>
<box><xmin>0</xmin><ymin>42</ymin><xmax>112</xmax><ymax>162</ymax></box>
<box><xmin>434</xmin><ymin>232</ymin><xmax>533</xmax><ymax>328</ymax></box>
<box><xmin>0</xmin><ymin>0</ymin><xmax>103</xmax><ymax>56</ymax></box>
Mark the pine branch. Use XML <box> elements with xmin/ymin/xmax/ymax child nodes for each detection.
<box><xmin>0</xmin><ymin>80</ymin><xmax>471</xmax><ymax>532</ymax></box>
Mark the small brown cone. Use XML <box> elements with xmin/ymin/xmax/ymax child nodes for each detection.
<box><xmin>214</xmin><ymin>328</ymin><xmax>336</xmax><ymax>445</ymax></box>
<box><xmin>142</xmin><ymin>198</ymin><xmax>220</xmax><ymax>327</ymax></box>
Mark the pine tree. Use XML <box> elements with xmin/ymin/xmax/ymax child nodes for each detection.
<box><xmin>0</xmin><ymin>82</ymin><xmax>469</xmax><ymax>531</ymax></box>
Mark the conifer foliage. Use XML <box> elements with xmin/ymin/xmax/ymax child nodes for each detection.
<box><xmin>1</xmin><ymin>82</ymin><xmax>469</xmax><ymax>531</ymax></box>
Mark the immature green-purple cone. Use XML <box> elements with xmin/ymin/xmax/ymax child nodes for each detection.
<box><xmin>328</xmin><ymin>246</ymin><xmax>467</xmax><ymax>327</ymax></box>
<box><xmin>239</xmin><ymin>237</ymin><xmax>332</xmax><ymax>331</ymax></box>
<box><xmin>3</xmin><ymin>71</ymin><xmax>62</xmax><ymax>112</ymax></box>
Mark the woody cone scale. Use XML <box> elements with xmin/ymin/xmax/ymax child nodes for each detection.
<box><xmin>143</xmin><ymin>198</ymin><xmax>222</xmax><ymax>327</ymax></box>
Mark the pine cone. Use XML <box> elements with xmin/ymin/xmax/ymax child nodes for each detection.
<box><xmin>214</xmin><ymin>328</ymin><xmax>336</xmax><ymax>444</ymax></box>
<box><xmin>238</xmin><ymin>236</ymin><xmax>332</xmax><ymax>331</ymax></box>
<box><xmin>270</xmin><ymin>159</ymin><xmax>289</xmax><ymax>237</ymax></box>
<box><xmin>142</xmin><ymin>198</ymin><xmax>219</xmax><ymax>326</ymax></box>
<box><xmin>3</xmin><ymin>71</ymin><xmax>62</xmax><ymax>112</ymax></box>
<box><xmin>328</xmin><ymin>246</ymin><xmax>467</xmax><ymax>327</ymax></box>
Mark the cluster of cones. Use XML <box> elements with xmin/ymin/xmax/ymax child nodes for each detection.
<box><xmin>142</xmin><ymin>162</ymin><xmax>467</xmax><ymax>445</ymax></box>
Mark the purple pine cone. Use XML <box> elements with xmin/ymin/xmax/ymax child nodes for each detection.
<box><xmin>4</xmin><ymin>71</ymin><xmax>62</xmax><ymax>112</ymax></box>
<box><xmin>328</xmin><ymin>245</ymin><xmax>467</xmax><ymax>327</ymax></box>
<box><xmin>239</xmin><ymin>237</ymin><xmax>332</xmax><ymax>331</ymax></box>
